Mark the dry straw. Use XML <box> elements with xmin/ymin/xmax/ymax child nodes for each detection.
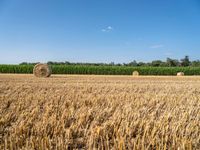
<box><xmin>33</xmin><ymin>63</ymin><xmax>51</xmax><ymax>77</ymax></box>
<box><xmin>177</xmin><ymin>72</ymin><xmax>184</xmax><ymax>76</ymax></box>
<box><xmin>132</xmin><ymin>71</ymin><xmax>139</xmax><ymax>76</ymax></box>
<box><xmin>1</xmin><ymin>75</ymin><xmax>200</xmax><ymax>149</ymax></box>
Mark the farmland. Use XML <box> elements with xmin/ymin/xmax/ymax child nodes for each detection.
<box><xmin>1</xmin><ymin>64</ymin><xmax>200</xmax><ymax>76</ymax></box>
<box><xmin>0</xmin><ymin>74</ymin><xmax>200</xmax><ymax>149</ymax></box>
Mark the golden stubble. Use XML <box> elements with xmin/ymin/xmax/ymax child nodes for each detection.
<box><xmin>0</xmin><ymin>74</ymin><xmax>199</xmax><ymax>149</ymax></box>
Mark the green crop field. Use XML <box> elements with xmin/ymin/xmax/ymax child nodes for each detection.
<box><xmin>0</xmin><ymin>64</ymin><xmax>200</xmax><ymax>75</ymax></box>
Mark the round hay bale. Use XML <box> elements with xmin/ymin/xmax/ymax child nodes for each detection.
<box><xmin>132</xmin><ymin>71</ymin><xmax>139</xmax><ymax>76</ymax></box>
<box><xmin>33</xmin><ymin>63</ymin><xmax>51</xmax><ymax>77</ymax></box>
<box><xmin>177</xmin><ymin>72</ymin><xmax>184</xmax><ymax>76</ymax></box>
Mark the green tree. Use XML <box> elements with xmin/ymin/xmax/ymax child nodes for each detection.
<box><xmin>180</xmin><ymin>56</ymin><xmax>190</xmax><ymax>66</ymax></box>
<box><xmin>128</xmin><ymin>60</ymin><xmax>137</xmax><ymax>66</ymax></box>
<box><xmin>191</xmin><ymin>60</ymin><xmax>200</xmax><ymax>67</ymax></box>
<box><xmin>151</xmin><ymin>60</ymin><xmax>163</xmax><ymax>67</ymax></box>
<box><xmin>137</xmin><ymin>62</ymin><xmax>146</xmax><ymax>66</ymax></box>
<box><xmin>166</xmin><ymin>58</ymin><xmax>179</xmax><ymax>67</ymax></box>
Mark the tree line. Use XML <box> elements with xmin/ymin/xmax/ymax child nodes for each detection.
<box><xmin>19</xmin><ymin>56</ymin><xmax>200</xmax><ymax>67</ymax></box>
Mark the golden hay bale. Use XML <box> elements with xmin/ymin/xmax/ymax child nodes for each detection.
<box><xmin>177</xmin><ymin>72</ymin><xmax>184</xmax><ymax>76</ymax></box>
<box><xmin>33</xmin><ymin>63</ymin><xmax>51</xmax><ymax>77</ymax></box>
<box><xmin>132</xmin><ymin>71</ymin><xmax>139</xmax><ymax>76</ymax></box>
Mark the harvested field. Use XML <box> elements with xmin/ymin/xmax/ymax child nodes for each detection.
<box><xmin>0</xmin><ymin>74</ymin><xmax>200</xmax><ymax>149</ymax></box>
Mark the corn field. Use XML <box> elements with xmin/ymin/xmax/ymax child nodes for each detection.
<box><xmin>1</xmin><ymin>65</ymin><xmax>200</xmax><ymax>75</ymax></box>
<box><xmin>0</xmin><ymin>74</ymin><xmax>200</xmax><ymax>149</ymax></box>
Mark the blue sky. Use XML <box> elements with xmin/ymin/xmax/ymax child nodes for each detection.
<box><xmin>0</xmin><ymin>0</ymin><xmax>200</xmax><ymax>64</ymax></box>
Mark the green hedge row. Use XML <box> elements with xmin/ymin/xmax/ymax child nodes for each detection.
<box><xmin>0</xmin><ymin>65</ymin><xmax>200</xmax><ymax>75</ymax></box>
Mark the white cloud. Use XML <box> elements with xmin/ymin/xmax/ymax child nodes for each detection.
<box><xmin>101</xmin><ymin>26</ymin><xmax>113</xmax><ymax>32</ymax></box>
<box><xmin>150</xmin><ymin>44</ymin><xmax>164</xmax><ymax>49</ymax></box>
<box><xmin>164</xmin><ymin>52</ymin><xmax>173</xmax><ymax>56</ymax></box>
<box><xmin>107</xmin><ymin>26</ymin><xmax>113</xmax><ymax>30</ymax></box>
